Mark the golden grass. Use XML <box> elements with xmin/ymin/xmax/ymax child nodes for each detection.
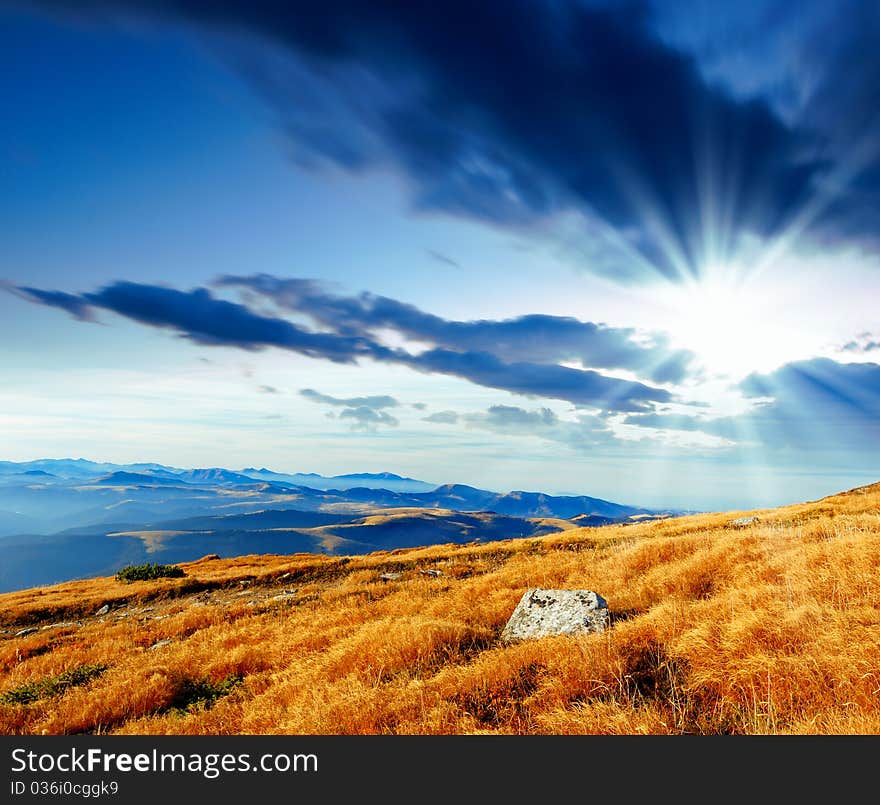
<box><xmin>1</xmin><ymin>482</ymin><xmax>880</xmax><ymax>734</ymax></box>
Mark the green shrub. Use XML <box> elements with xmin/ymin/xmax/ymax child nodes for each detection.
<box><xmin>0</xmin><ymin>664</ymin><xmax>108</xmax><ymax>705</ymax></box>
<box><xmin>169</xmin><ymin>675</ymin><xmax>243</xmax><ymax>713</ymax></box>
<box><xmin>115</xmin><ymin>563</ymin><xmax>186</xmax><ymax>583</ymax></box>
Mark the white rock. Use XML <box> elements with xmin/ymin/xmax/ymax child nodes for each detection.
<box><xmin>95</xmin><ymin>604</ymin><xmax>110</xmax><ymax>616</ymax></box>
<box><xmin>500</xmin><ymin>589</ymin><xmax>609</xmax><ymax>643</ymax></box>
<box><xmin>149</xmin><ymin>638</ymin><xmax>173</xmax><ymax>650</ymax></box>
<box><xmin>380</xmin><ymin>572</ymin><xmax>402</xmax><ymax>581</ymax></box>
<box><xmin>14</xmin><ymin>627</ymin><xmax>38</xmax><ymax>638</ymax></box>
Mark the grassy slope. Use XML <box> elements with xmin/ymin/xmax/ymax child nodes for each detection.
<box><xmin>1</xmin><ymin>482</ymin><xmax>879</xmax><ymax>735</ymax></box>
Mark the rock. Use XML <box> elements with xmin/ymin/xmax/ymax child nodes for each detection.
<box><xmin>149</xmin><ymin>638</ymin><xmax>173</xmax><ymax>650</ymax></box>
<box><xmin>238</xmin><ymin>580</ymin><xmax>251</xmax><ymax>587</ymax></box>
<box><xmin>95</xmin><ymin>604</ymin><xmax>110</xmax><ymax>616</ymax></box>
<box><xmin>41</xmin><ymin>622</ymin><xmax>78</xmax><ymax>630</ymax></box>
<box><xmin>380</xmin><ymin>572</ymin><xmax>402</xmax><ymax>581</ymax></box>
<box><xmin>419</xmin><ymin>569</ymin><xmax>443</xmax><ymax>577</ymax></box>
<box><xmin>730</xmin><ymin>516</ymin><xmax>759</xmax><ymax>528</ymax></box>
<box><xmin>279</xmin><ymin>572</ymin><xmax>291</xmax><ymax>580</ymax></box>
<box><xmin>14</xmin><ymin>627</ymin><xmax>38</xmax><ymax>638</ymax></box>
<box><xmin>500</xmin><ymin>589</ymin><xmax>609</xmax><ymax>643</ymax></box>
<box><xmin>199</xmin><ymin>553</ymin><xmax>221</xmax><ymax>561</ymax></box>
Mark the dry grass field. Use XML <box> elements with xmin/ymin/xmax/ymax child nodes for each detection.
<box><xmin>2</xmin><ymin>482</ymin><xmax>879</xmax><ymax>735</ymax></box>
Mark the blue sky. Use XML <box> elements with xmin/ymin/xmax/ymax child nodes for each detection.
<box><xmin>3</xmin><ymin>1</ymin><xmax>880</xmax><ymax>510</ymax></box>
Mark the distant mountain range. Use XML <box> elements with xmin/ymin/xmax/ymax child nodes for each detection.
<box><xmin>0</xmin><ymin>459</ymin><xmax>682</xmax><ymax>592</ymax></box>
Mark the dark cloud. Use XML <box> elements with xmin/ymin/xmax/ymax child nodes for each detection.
<box><xmin>396</xmin><ymin>347</ymin><xmax>669</xmax><ymax>412</ymax></box>
<box><xmin>422</xmin><ymin>410</ymin><xmax>458</xmax><ymax>425</ymax></box>
<box><xmin>218</xmin><ymin>273</ymin><xmax>695</xmax><ymax>385</ymax></box>
<box><xmin>14</xmin><ymin>286</ymin><xmax>95</xmax><ymax>321</ymax></box>
<box><xmin>11</xmin><ymin>279</ymin><xmax>671</xmax><ymax>411</ymax></box>
<box><xmin>18</xmin><ymin>0</ymin><xmax>841</xmax><ymax>278</ymax></box>
<box><xmin>299</xmin><ymin>388</ymin><xmax>398</xmax><ymax>409</ymax></box>
<box><xmin>653</xmin><ymin>0</ymin><xmax>880</xmax><ymax>251</ymax></box>
<box><xmin>38</xmin><ymin>281</ymin><xmax>388</xmax><ymax>362</ymax></box>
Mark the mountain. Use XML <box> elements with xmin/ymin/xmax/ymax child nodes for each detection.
<box><xmin>93</xmin><ymin>472</ymin><xmax>184</xmax><ymax>486</ymax></box>
<box><xmin>0</xmin><ymin>459</ymin><xmax>672</xmax><ymax>585</ymax></box>
<box><xmin>177</xmin><ymin>468</ymin><xmax>263</xmax><ymax>486</ymax></box>
<box><xmin>238</xmin><ymin>467</ymin><xmax>436</xmax><ymax>492</ymax></box>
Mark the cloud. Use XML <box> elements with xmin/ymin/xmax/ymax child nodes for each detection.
<box><xmin>401</xmin><ymin>347</ymin><xmax>669</xmax><ymax>412</ymax></box>
<box><xmin>14</xmin><ymin>286</ymin><xmax>95</xmax><ymax>321</ymax></box>
<box><xmin>463</xmin><ymin>404</ymin><xmax>614</xmax><ymax>449</ymax></box>
<box><xmin>11</xmin><ymin>279</ymin><xmax>674</xmax><ymax>412</ymax></box>
<box><xmin>299</xmin><ymin>388</ymin><xmax>398</xmax><ymax>409</ymax></box>
<box><xmin>19</xmin><ymin>281</ymin><xmax>389</xmax><ymax>363</ymax></box>
<box><xmin>257</xmin><ymin>384</ymin><xmax>279</xmax><ymax>394</ymax></box>
<box><xmin>422</xmin><ymin>410</ymin><xmax>458</xmax><ymax>425</ymax></box>
<box><xmin>338</xmin><ymin>406</ymin><xmax>399</xmax><ymax>431</ymax></box>
<box><xmin>411</xmin><ymin>402</ymin><xmax>427</xmax><ymax>411</ymax></box>
<box><xmin>17</xmin><ymin>0</ymin><xmax>845</xmax><ymax>279</ymax></box>
<box><xmin>468</xmin><ymin>405</ymin><xmax>559</xmax><ymax>430</ymax></box>
<box><xmin>840</xmin><ymin>333</ymin><xmax>880</xmax><ymax>354</ymax></box>
<box><xmin>626</xmin><ymin>357</ymin><xmax>880</xmax><ymax>454</ymax></box>
<box><xmin>426</xmin><ymin>250</ymin><xmax>460</xmax><ymax>268</ymax></box>
<box><xmin>299</xmin><ymin>387</ymin><xmax>401</xmax><ymax>430</ymax></box>
<box><xmin>218</xmin><ymin>273</ymin><xmax>695</xmax><ymax>385</ymax></box>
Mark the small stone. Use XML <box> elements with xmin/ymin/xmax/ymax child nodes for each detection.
<box><xmin>239</xmin><ymin>580</ymin><xmax>251</xmax><ymax>587</ymax></box>
<box><xmin>14</xmin><ymin>627</ymin><xmax>38</xmax><ymax>638</ymax></box>
<box><xmin>380</xmin><ymin>572</ymin><xmax>402</xmax><ymax>581</ymax></box>
<box><xmin>501</xmin><ymin>589</ymin><xmax>609</xmax><ymax>643</ymax></box>
<box><xmin>730</xmin><ymin>516</ymin><xmax>759</xmax><ymax>528</ymax></box>
<box><xmin>420</xmin><ymin>569</ymin><xmax>443</xmax><ymax>577</ymax></box>
<box><xmin>95</xmin><ymin>604</ymin><xmax>110</xmax><ymax>616</ymax></box>
<box><xmin>279</xmin><ymin>572</ymin><xmax>291</xmax><ymax>580</ymax></box>
<box><xmin>152</xmin><ymin>615</ymin><xmax>169</xmax><ymax>621</ymax></box>
<box><xmin>149</xmin><ymin>638</ymin><xmax>173</xmax><ymax>650</ymax></box>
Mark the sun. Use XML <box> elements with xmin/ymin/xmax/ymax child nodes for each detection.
<box><xmin>652</xmin><ymin>268</ymin><xmax>803</xmax><ymax>379</ymax></box>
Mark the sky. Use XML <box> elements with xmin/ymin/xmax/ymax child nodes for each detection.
<box><xmin>2</xmin><ymin>0</ymin><xmax>879</xmax><ymax>510</ymax></box>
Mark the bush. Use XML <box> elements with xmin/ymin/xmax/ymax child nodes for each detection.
<box><xmin>115</xmin><ymin>563</ymin><xmax>186</xmax><ymax>583</ymax></box>
<box><xmin>0</xmin><ymin>664</ymin><xmax>108</xmax><ymax>705</ymax></box>
<box><xmin>168</xmin><ymin>675</ymin><xmax>243</xmax><ymax>713</ymax></box>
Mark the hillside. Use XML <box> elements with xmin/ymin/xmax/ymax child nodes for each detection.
<box><xmin>0</xmin><ymin>508</ymin><xmax>585</xmax><ymax>592</ymax></box>
<box><xmin>2</xmin><ymin>482</ymin><xmax>879</xmax><ymax>735</ymax></box>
